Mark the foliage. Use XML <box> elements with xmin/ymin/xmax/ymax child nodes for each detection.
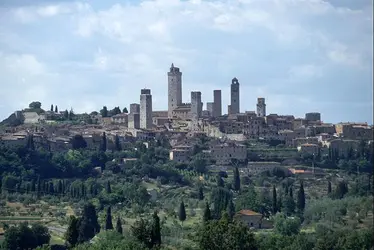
<box><xmin>273</xmin><ymin>213</ymin><xmax>301</xmax><ymax>236</ymax></box>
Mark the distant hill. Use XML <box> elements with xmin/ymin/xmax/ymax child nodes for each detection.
<box><xmin>0</xmin><ymin>112</ymin><xmax>24</xmax><ymax>127</ymax></box>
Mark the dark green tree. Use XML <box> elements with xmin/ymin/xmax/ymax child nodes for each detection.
<box><xmin>216</xmin><ymin>175</ymin><xmax>224</xmax><ymax>187</ymax></box>
<box><xmin>328</xmin><ymin>181</ymin><xmax>332</xmax><ymax>195</ymax></box>
<box><xmin>78</xmin><ymin>203</ymin><xmax>100</xmax><ymax>243</ymax></box>
<box><xmin>55</xmin><ymin>105</ymin><xmax>58</xmax><ymax>113</ymax></box>
<box><xmin>334</xmin><ymin>181</ymin><xmax>348</xmax><ymax>199</ymax></box>
<box><xmin>203</xmin><ymin>202</ymin><xmax>212</xmax><ymax>223</ymax></box>
<box><xmin>71</xmin><ymin>135</ymin><xmax>87</xmax><ymax>149</ymax></box>
<box><xmin>50</xmin><ymin>104</ymin><xmax>54</xmax><ymax>112</ymax></box>
<box><xmin>289</xmin><ymin>186</ymin><xmax>293</xmax><ymax>198</ymax></box>
<box><xmin>106</xmin><ymin>181</ymin><xmax>112</xmax><ymax>194</ymax></box>
<box><xmin>272</xmin><ymin>185</ymin><xmax>277</xmax><ymax>215</ymax></box>
<box><xmin>131</xmin><ymin>218</ymin><xmax>153</xmax><ymax>249</ymax></box>
<box><xmin>63</xmin><ymin>109</ymin><xmax>69</xmax><ymax>119</ymax></box>
<box><xmin>100</xmin><ymin>132</ymin><xmax>107</xmax><ymax>152</ymax></box>
<box><xmin>178</xmin><ymin>201</ymin><xmax>186</xmax><ymax>225</ymax></box>
<box><xmin>114</xmin><ymin>135</ymin><xmax>122</xmax><ymax>151</ymax></box>
<box><xmin>100</xmin><ymin>106</ymin><xmax>108</xmax><ymax>117</ymax></box>
<box><xmin>65</xmin><ymin>215</ymin><xmax>79</xmax><ymax>247</ymax></box>
<box><xmin>151</xmin><ymin>211</ymin><xmax>161</xmax><ymax>247</ymax></box>
<box><xmin>29</xmin><ymin>101</ymin><xmax>42</xmax><ymax>109</ymax></box>
<box><xmin>227</xmin><ymin>198</ymin><xmax>235</xmax><ymax>221</ymax></box>
<box><xmin>116</xmin><ymin>217</ymin><xmax>123</xmax><ymax>235</ymax></box>
<box><xmin>233</xmin><ymin>167</ymin><xmax>241</xmax><ymax>191</ymax></box>
<box><xmin>123</xmin><ymin>107</ymin><xmax>128</xmax><ymax>113</ymax></box>
<box><xmin>198</xmin><ymin>186</ymin><xmax>204</xmax><ymax>200</ymax></box>
<box><xmin>105</xmin><ymin>206</ymin><xmax>113</xmax><ymax>230</ymax></box>
<box><xmin>296</xmin><ymin>181</ymin><xmax>305</xmax><ymax>213</ymax></box>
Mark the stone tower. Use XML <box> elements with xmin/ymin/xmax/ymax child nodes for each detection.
<box><xmin>140</xmin><ymin>89</ymin><xmax>153</xmax><ymax>129</ymax></box>
<box><xmin>168</xmin><ymin>63</ymin><xmax>182</xmax><ymax>118</ymax></box>
<box><xmin>191</xmin><ymin>91</ymin><xmax>202</xmax><ymax>120</ymax></box>
<box><xmin>256</xmin><ymin>98</ymin><xmax>266</xmax><ymax>117</ymax></box>
<box><xmin>230</xmin><ymin>77</ymin><xmax>240</xmax><ymax>115</ymax></box>
<box><xmin>213</xmin><ymin>90</ymin><xmax>222</xmax><ymax>117</ymax></box>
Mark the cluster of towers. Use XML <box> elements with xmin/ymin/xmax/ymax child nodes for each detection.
<box><xmin>167</xmin><ymin>63</ymin><xmax>267</xmax><ymax>119</ymax></box>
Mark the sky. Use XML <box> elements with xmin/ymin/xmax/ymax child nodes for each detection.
<box><xmin>0</xmin><ymin>0</ymin><xmax>372</xmax><ymax>124</ymax></box>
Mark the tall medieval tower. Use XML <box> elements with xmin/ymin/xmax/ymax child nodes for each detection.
<box><xmin>168</xmin><ymin>63</ymin><xmax>182</xmax><ymax>118</ymax></box>
<box><xmin>256</xmin><ymin>98</ymin><xmax>266</xmax><ymax>117</ymax></box>
<box><xmin>229</xmin><ymin>77</ymin><xmax>240</xmax><ymax>115</ymax></box>
<box><xmin>140</xmin><ymin>89</ymin><xmax>153</xmax><ymax>129</ymax></box>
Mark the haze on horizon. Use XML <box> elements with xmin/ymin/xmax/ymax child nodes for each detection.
<box><xmin>0</xmin><ymin>0</ymin><xmax>372</xmax><ymax>124</ymax></box>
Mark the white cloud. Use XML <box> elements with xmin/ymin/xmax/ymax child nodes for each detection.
<box><xmin>0</xmin><ymin>0</ymin><xmax>372</xmax><ymax>123</ymax></box>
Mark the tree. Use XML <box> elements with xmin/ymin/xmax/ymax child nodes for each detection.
<box><xmin>65</xmin><ymin>215</ymin><xmax>79</xmax><ymax>247</ymax></box>
<box><xmin>198</xmin><ymin>186</ymin><xmax>204</xmax><ymax>200</ymax></box>
<box><xmin>50</xmin><ymin>104</ymin><xmax>54</xmax><ymax>112</ymax></box>
<box><xmin>334</xmin><ymin>181</ymin><xmax>348</xmax><ymax>199</ymax></box>
<box><xmin>178</xmin><ymin>201</ymin><xmax>186</xmax><ymax>225</ymax></box>
<box><xmin>151</xmin><ymin>211</ymin><xmax>161</xmax><ymax>247</ymax></box>
<box><xmin>203</xmin><ymin>202</ymin><xmax>212</xmax><ymax>223</ymax></box>
<box><xmin>55</xmin><ymin>105</ymin><xmax>58</xmax><ymax>113</ymax></box>
<box><xmin>273</xmin><ymin>213</ymin><xmax>301</xmax><ymax>236</ymax></box>
<box><xmin>78</xmin><ymin>203</ymin><xmax>100</xmax><ymax>243</ymax></box>
<box><xmin>296</xmin><ymin>181</ymin><xmax>305</xmax><ymax>212</ymax></box>
<box><xmin>105</xmin><ymin>206</ymin><xmax>113</xmax><ymax>230</ymax></box>
<box><xmin>227</xmin><ymin>198</ymin><xmax>235</xmax><ymax>221</ymax></box>
<box><xmin>282</xmin><ymin>195</ymin><xmax>295</xmax><ymax>216</ymax></box>
<box><xmin>106</xmin><ymin>181</ymin><xmax>112</xmax><ymax>194</ymax></box>
<box><xmin>100</xmin><ymin>132</ymin><xmax>107</xmax><ymax>152</ymax></box>
<box><xmin>272</xmin><ymin>185</ymin><xmax>277</xmax><ymax>215</ymax></box>
<box><xmin>32</xmin><ymin>223</ymin><xmax>51</xmax><ymax>247</ymax></box>
<box><xmin>116</xmin><ymin>217</ymin><xmax>123</xmax><ymax>235</ymax></box>
<box><xmin>289</xmin><ymin>186</ymin><xmax>293</xmax><ymax>198</ymax></box>
<box><xmin>29</xmin><ymin>101</ymin><xmax>42</xmax><ymax>109</ymax></box>
<box><xmin>100</xmin><ymin>106</ymin><xmax>108</xmax><ymax>117</ymax></box>
<box><xmin>212</xmin><ymin>187</ymin><xmax>232</xmax><ymax>219</ymax></box>
<box><xmin>328</xmin><ymin>181</ymin><xmax>332</xmax><ymax>195</ymax></box>
<box><xmin>131</xmin><ymin>218</ymin><xmax>153</xmax><ymax>249</ymax></box>
<box><xmin>123</xmin><ymin>107</ymin><xmax>128</xmax><ymax>113</ymax></box>
<box><xmin>71</xmin><ymin>135</ymin><xmax>87</xmax><ymax>150</ymax></box>
<box><xmin>114</xmin><ymin>135</ymin><xmax>122</xmax><ymax>151</ymax></box>
<box><xmin>69</xmin><ymin>108</ymin><xmax>75</xmax><ymax>120</ymax></box>
<box><xmin>233</xmin><ymin>167</ymin><xmax>241</xmax><ymax>191</ymax></box>
<box><xmin>216</xmin><ymin>175</ymin><xmax>224</xmax><ymax>187</ymax></box>
<box><xmin>63</xmin><ymin>109</ymin><xmax>69</xmax><ymax>119</ymax></box>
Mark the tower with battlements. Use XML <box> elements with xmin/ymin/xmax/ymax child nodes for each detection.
<box><xmin>191</xmin><ymin>91</ymin><xmax>202</xmax><ymax>120</ymax></box>
<box><xmin>140</xmin><ymin>89</ymin><xmax>153</xmax><ymax>129</ymax></box>
<box><xmin>213</xmin><ymin>90</ymin><xmax>222</xmax><ymax>117</ymax></box>
<box><xmin>168</xmin><ymin>63</ymin><xmax>182</xmax><ymax>118</ymax></box>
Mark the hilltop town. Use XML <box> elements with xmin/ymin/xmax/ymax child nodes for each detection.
<box><xmin>0</xmin><ymin>63</ymin><xmax>373</xmax><ymax>164</ymax></box>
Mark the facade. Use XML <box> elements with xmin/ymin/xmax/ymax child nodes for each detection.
<box><xmin>111</xmin><ymin>113</ymin><xmax>128</xmax><ymax>125</ymax></box>
<box><xmin>168</xmin><ymin>63</ymin><xmax>183</xmax><ymax>118</ymax></box>
<box><xmin>229</xmin><ymin>78</ymin><xmax>240</xmax><ymax>115</ymax></box>
<box><xmin>213</xmin><ymin>90</ymin><xmax>222</xmax><ymax>117</ymax></box>
<box><xmin>130</xmin><ymin>103</ymin><xmax>140</xmax><ymax>114</ymax></box>
<box><xmin>235</xmin><ymin>210</ymin><xmax>273</xmax><ymax>229</ymax></box>
<box><xmin>256</xmin><ymin>98</ymin><xmax>266</xmax><ymax>117</ymax></box>
<box><xmin>191</xmin><ymin>91</ymin><xmax>202</xmax><ymax>120</ymax></box>
<box><xmin>128</xmin><ymin>113</ymin><xmax>140</xmax><ymax>129</ymax></box>
<box><xmin>297</xmin><ymin>143</ymin><xmax>319</xmax><ymax>155</ymax></box>
<box><xmin>207</xmin><ymin>102</ymin><xmax>214</xmax><ymax>116</ymax></box>
<box><xmin>140</xmin><ymin>89</ymin><xmax>153</xmax><ymax>129</ymax></box>
<box><xmin>328</xmin><ymin>139</ymin><xmax>359</xmax><ymax>157</ymax></box>
<box><xmin>210</xmin><ymin>142</ymin><xmax>247</xmax><ymax>165</ymax></box>
<box><xmin>305</xmin><ymin>112</ymin><xmax>321</xmax><ymax>121</ymax></box>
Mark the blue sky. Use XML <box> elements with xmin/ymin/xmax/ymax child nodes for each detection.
<box><xmin>0</xmin><ymin>0</ymin><xmax>372</xmax><ymax>124</ymax></box>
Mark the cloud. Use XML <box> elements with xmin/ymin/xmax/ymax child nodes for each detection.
<box><xmin>0</xmin><ymin>0</ymin><xmax>372</xmax><ymax>124</ymax></box>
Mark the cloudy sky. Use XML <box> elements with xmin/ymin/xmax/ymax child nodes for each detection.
<box><xmin>0</xmin><ymin>0</ymin><xmax>372</xmax><ymax>123</ymax></box>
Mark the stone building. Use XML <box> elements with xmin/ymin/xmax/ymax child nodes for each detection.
<box><xmin>128</xmin><ymin>113</ymin><xmax>140</xmax><ymax>129</ymax></box>
<box><xmin>168</xmin><ymin>63</ymin><xmax>183</xmax><ymax>118</ymax></box>
<box><xmin>327</xmin><ymin>138</ymin><xmax>359</xmax><ymax>157</ymax></box>
<box><xmin>207</xmin><ymin>102</ymin><xmax>214</xmax><ymax>116</ymax></box>
<box><xmin>256</xmin><ymin>98</ymin><xmax>266</xmax><ymax>117</ymax></box>
<box><xmin>305</xmin><ymin>112</ymin><xmax>321</xmax><ymax>121</ymax></box>
<box><xmin>140</xmin><ymin>89</ymin><xmax>153</xmax><ymax>129</ymax></box>
<box><xmin>229</xmin><ymin>78</ymin><xmax>240</xmax><ymax>115</ymax></box>
<box><xmin>130</xmin><ymin>103</ymin><xmax>140</xmax><ymax>114</ymax></box>
<box><xmin>335</xmin><ymin>123</ymin><xmax>373</xmax><ymax>140</ymax></box>
<box><xmin>297</xmin><ymin>143</ymin><xmax>319</xmax><ymax>155</ymax></box>
<box><xmin>111</xmin><ymin>113</ymin><xmax>128</xmax><ymax>125</ymax></box>
<box><xmin>210</xmin><ymin>142</ymin><xmax>247</xmax><ymax>165</ymax></box>
<box><xmin>213</xmin><ymin>90</ymin><xmax>222</xmax><ymax>117</ymax></box>
<box><xmin>191</xmin><ymin>91</ymin><xmax>202</xmax><ymax>120</ymax></box>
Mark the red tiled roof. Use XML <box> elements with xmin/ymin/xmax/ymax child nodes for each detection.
<box><xmin>238</xmin><ymin>210</ymin><xmax>261</xmax><ymax>216</ymax></box>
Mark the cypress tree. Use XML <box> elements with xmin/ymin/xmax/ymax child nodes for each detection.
<box><xmin>100</xmin><ymin>132</ymin><xmax>107</xmax><ymax>152</ymax></box>
<box><xmin>227</xmin><ymin>198</ymin><xmax>235</xmax><ymax>221</ymax></box>
<box><xmin>65</xmin><ymin>215</ymin><xmax>79</xmax><ymax>247</ymax></box>
<box><xmin>216</xmin><ymin>175</ymin><xmax>224</xmax><ymax>187</ymax></box>
<box><xmin>203</xmin><ymin>202</ymin><xmax>211</xmax><ymax>223</ymax></box>
<box><xmin>151</xmin><ymin>211</ymin><xmax>161</xmax><ymax>247</ymax></box>
<box><xmin>51</xmin><ymin>104</ymin><xmax>54</xmax><ymax>112</ymax></box>
<box><xmin>55</xmin><ymin>105</ymin><xmax>58</xmax><ymax>113</ymax></box>
<box><xmin>105</xmin><ymin>206</ymin><xmax>113</xmax><ymax>230</ymax></box>
<box><xmin>328</xmin><ymin>181</ymin><xmax>332</xmax><ymax>194</ymax></box>
<box><xmin>198</xmin><ymin>186</ymin><xmax>204</xmax><ymax>200</ymax></box>
<box><xmin>78</xmin><ymin>203</ymin><xmax>100</xmax><ymax>243</ymax></box>
<box><xmin>178</xmin><ymin>201</ymin><xmax>186</xmax><ymax>225</ymax></box>
<box><xmin>289</xmin><ymin>186</ymin><xmax>293</xmax><ymax>198</ymax></box>
<box><xmin>296</xmin><ymin>181</ymin><xmax>305</xmax><ymax>212</ymax></box>
<box><xmin>233</xmin><ymin>167</ymin><xmax>241</xmax><ymax>191</ymax></box>
<box><xmin>116</xmin><ymin>217</ymin><xmax>123</xmax><ymax>235</ymax></box>
<box><xmin>114</xmin><ymin>135</ymin><xmax>121</xmax><ymax>151</ymax></box>
<box><xmin>106</xmin><ymin>181</ymin><xmax>111</xmax><ymax>194</ymax></box>
<box><xmin>272</xmin><ymin>185</ymin><xmax>277</xmax><ymax>215</ymax></box>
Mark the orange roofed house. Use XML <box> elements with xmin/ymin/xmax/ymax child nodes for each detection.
<box><xmin>235</xmin><ymin>210</ymin><xmax>273</xmax><ymax>229</ymax></box>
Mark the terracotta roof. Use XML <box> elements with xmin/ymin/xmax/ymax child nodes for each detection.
<box><xmin>238</xmin><ymin>210</ymin><xmax>261</xmax><ymax>216</ymax></box>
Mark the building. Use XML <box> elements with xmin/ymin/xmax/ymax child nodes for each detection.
<box><xmin>297</xmin><ymin>143</ymin><xmax>319</xmax><ymax>155</ymax></box>
<box><xmin>256</xmin><ymin>98</ymin><xmax>266</xmax><ymax>117</ymax></box>
<box><xmin>327</xmin><ymin>138</ymin><xmax>359</xmax><ymax>157</ymax></box>
<box><xmin>229</xmin><ymin>78</ymin><xmax>240</xmax><ymax>115</ymax></box>
<box><xmin>168</xmin><ymin>63</ymin><xmax>183</xmax><ymax>118</ymax></box>
<box><xmin>335</xmin><ymin>123</ymin><xmax>373</xmax><ymax>140</ymax></box>
<box><xmin>213</xmin><ymin>90</ymin><xmax>222</xmax><ymax>117</ymax></box>
<box><xmin>305</xmin><ymin>112</ymin><xmax>321</xmax><ymax>121</ymax></box>
<box><xmin>210</xmin><ymin>142</ymin><xmax>247</xmax><ymax>165</ymax></box>
<box><xmin>130</xmin><ymin>103</ymin><xmax>140</xmax><ymax>114</ymax></box>
<box><xmin>111</xmin><ymin>113</ymin><xmax>128</xmax><ymax>125</ymax></box>
<box><xmin>169</xmin><ymin>145</ymin><xmax>193</xmax><ymax>163</ymax></box>
<box><xmin>140</xmin><ymin>89</ymin><xmax>153</xmax><ymax>129</ymax></box>
<box><xmin>207</xmin><ymin>102</ymin><xmax>214</xmax><ymax>116</ymax></box>
<box><xmin>191</xmin><ymin>91</ymin><xmax>202</xmax><ymax>120</ymax></box>
<box><xmin>128</xmin><ymin>113</ymin><xmax>140</xmax><ymax>129</ymax></box>
<box><xmin>235</xmin><ymin>210</ymin><xmax>273</xmax><ymax>229</ymax></box>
